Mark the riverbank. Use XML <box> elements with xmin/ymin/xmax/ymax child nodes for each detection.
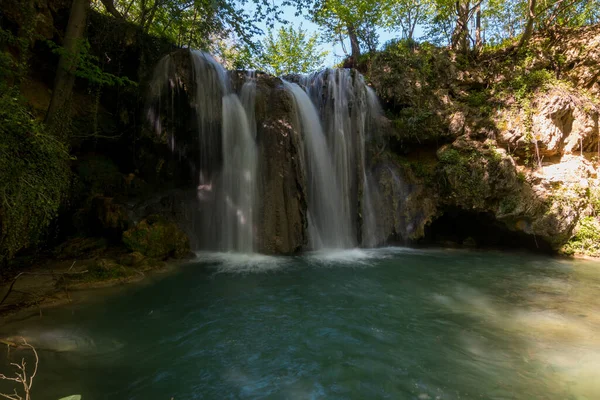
<box><xmin>0</xmin><ymin>248</ymin><xmax>190</xmax><ymax>324</ymax></box>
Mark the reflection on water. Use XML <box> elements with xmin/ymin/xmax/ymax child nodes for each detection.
<box><xmin>1</xmin><ymin>249</ymin><xmax>600</xmax><ymax>399</ymax></box>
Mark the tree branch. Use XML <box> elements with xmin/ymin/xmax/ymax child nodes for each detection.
<box><xmin>100</xmin><ymin>0</ymin><xmax>124</xmax><ymax>19</ymax></box>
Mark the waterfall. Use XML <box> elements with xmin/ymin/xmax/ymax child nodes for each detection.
<box><xmin>285</xmin><ymin>69</ymin><xmax>383</xmax><ymax>249</ymax></box>
<box><xmin>147</xmin><ymin>49</ymin><xmax>386</xmax><ymax>252</ymax></box>
<box><xmin>284</xmin><ymin>81</ymin><xmax>353</xmax><ymax>249</ymax></box>
<box><xmin>240</xmin><ymin>71</ymin><xmax>257</xmax><ymax>140</ymax></box>
<box><xmin>220</xmin><ymin>95</ymin><xmax>257</xmax><ymax>252</ymax></box>
<box><xmin>147</xmin><ymin>50</ymin><xmax>258</xmax><ymax>253</ymax></box>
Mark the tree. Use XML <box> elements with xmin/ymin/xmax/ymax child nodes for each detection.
<box><xmin>45</xmin><ymin>0</ymin><xmax>90</xmax><ymax>130</ymax></box>
<box><xmin>383</xmin><ymin>0</ymin><xmax>434</xmax><ymax>41</ymax></box>
<box><xmin>46</xmin><ymin>0</ymin><xmax>288</xmax><ymax>128</ymax></box>
<box><xmin>256</xmin><ymin>25</ymin><xmax>329</xmax><ymax>75</ymax></box>
<box><xmin>309</xmin><ymin>0</ymin><xmax>383</xmax><ymax>66</ymax></box>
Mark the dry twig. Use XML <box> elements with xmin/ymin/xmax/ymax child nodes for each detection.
<box><xmin>0</xmin><ymin>337</ymin><xmax>39</xmax><ymax>400</ymax></box>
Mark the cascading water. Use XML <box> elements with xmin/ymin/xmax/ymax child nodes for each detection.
<box><xmin>147</xmin><ymin>50</ymin><xmax>258</xmax><ymax>253</ymax></box>
<box><xmin>220</xmin><ymin>94</ymin><xmax>257</xmax><ymax>252</ymax></box>
<box><xmin>285</xmin><ymin>69</ymin><xmax>384</xmax><ymax>249</ymax></box>
<box><xmin>148</xmin><ymin>49</ymin><xmax>386</xmax><ymax>252</ymax></box>
<box><xmin>284</xmin><ymin>81</ymin><xmax>353</xmax><ymax>249</ymax></box>
<box><xmin>240</xmin><ymin>71</ymin><xmax>257</xmax><ymax>140</ymax></box>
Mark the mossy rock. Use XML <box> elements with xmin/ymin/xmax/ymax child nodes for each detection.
<box><xmin>87</xmin><ymin>259</ymin><xmax>134</xmax><ymax>281</ymax></box>
<box><xmin>118</xmin><ymin>251</ymin><xmax>146</xmax><ymax>266</ymax></box>
<box><xmin>122</xmin><ymin>216</ymin><xmax>190</xmax><ymax>260</ymax></box>
<box><xmin>54</xmin><ymin>237</ymin><xmax>108</xmax><ymax>260</ymax></box>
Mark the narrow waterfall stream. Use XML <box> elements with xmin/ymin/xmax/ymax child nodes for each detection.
<box><xmin>147</xmin><ymin>51</ymin><xmax>258</xmax><ymax>253</ymax></box>
<box><xmin>284</xmin><ymin>81</ymin><xmax>352</xmax><ymax>249</ymax></box>
<box><xmin>286</xmin><ymin>69</ymin><xmax>384</xmax><ymax>249</ymax></box>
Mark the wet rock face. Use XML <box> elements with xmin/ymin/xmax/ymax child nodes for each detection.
<box><xmin>254</xmin><ymin>78</ymin><xmax>308</xmax><ymax>254</ymax></box>
<box><xmin>146</xmin><ymin>55</ymin><xmax>309</xmax><ymax>254</ymax></box>
<box><xmin>372</xmin><ymin>161</ymin><xmax>437</xmax><ymax>243</ymax></box>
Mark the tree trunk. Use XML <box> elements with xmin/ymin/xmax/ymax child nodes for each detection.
<box><xmin>451</xmin><ymin>1</ymin><xmax>470</xmax><ymax>54</ymax></box>
<box><xmin>517</xmin><ymin>0</ymin><xmax>537</xmax><ymax>50</ymax></box>
<box><xmin>347</xmin><ymin>23</ymin><xmax>361</xmax><ymax>68</ymax></box>
<box><xmin>45</xmin><ymin>0</ymin><xmax>90</xmax><ymax>130</ymax></box>
<box><xmin>475</xmin><ymin>3</ymin><xmax>483</xmax><ymax>52</ymax></box>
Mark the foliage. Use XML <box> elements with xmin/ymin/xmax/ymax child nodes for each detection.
<box><xmin>382</xmin><ymin>0</ymin><xmax>434</xmax><ymax>40</ymax></box>
<box><xmin>371</xmin><ymin>39</ymin><xmax>452</xmax><ymax>145</ymax></box>
<box><xmin>90</xmin><ymin>0</ymin><xmax>299</xmax><ymax>51</ymax></box>
<box><xmin>122</xmin><ymin>216</ymin><xmax>190</xmax><ymax>259</ymax></box>
<box><xmin>0</xmin><ymin>88</ymin><xmax>71</xmax><ymax>262</ymax></box>
<box><xmin>561</xmin><ymin>216</ymin><xmax>600</xmax><ymax>257</ymax></box>
<box><xmin>423</xmin><ymin>0</ymin><xmax>600</xmax><ymax>51</ymax></box>
<box><xmin>309</xmin><ymin>0</ymin><xmax>383</xmax><ymax>56</ymax></box>
<box><xmin>46</xmin><ymin>39</ymin><xmax>137</xmax><ymax>88</ymax></box>
<box><xmin>510</xmin><ymin>68</ymin><xmax>555</xmax><ymax>100</ymax></box>
<box><xmin>255</xmin><ymin>25</ymin><xmax>329</xmax><ymax>75</ymax></box>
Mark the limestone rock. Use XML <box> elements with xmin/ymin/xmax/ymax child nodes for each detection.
<box><xmin>254</xmin><ymin>77</ymin><xmax>308</xmax><ymax>254</ymax></box>
<box><xmin>498</xmin><ymin>89</ymin><xmax>599</xmax><ymax>159</ymax></box>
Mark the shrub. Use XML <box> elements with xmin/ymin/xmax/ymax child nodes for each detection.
<box><xmin>0</xmin><ymin>87</ymin><xmax>71</xmax><ymax>262</ymax></box>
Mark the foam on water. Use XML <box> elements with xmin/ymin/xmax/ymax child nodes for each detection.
<box><xmin>195</xmin><ymin>251</ymin><xmax>291</xmax><ymax>274</ymax></box>
<box><xmin>303</xmin><ymin>248</ymin><xmax>391</xmax><ymax>267</ymax></box>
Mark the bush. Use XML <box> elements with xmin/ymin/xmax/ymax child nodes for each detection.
<box><xmin>561</xmin><ymin>216</ymin><xmax>600</xmax><ymax>257</ymax></box>
<box><xmin>122</xmin><ymin>216</ymin><xmax>190</xmax><ymax>260</ymax></box>
<box><xmin>0</xmin><ymin>87</ymin><xmax>71</xmax><ymax>261</ymax></box>
<box><xmin>511</xmin><ymin>69</ymin><xmax>555</xmax><ymax>100</ymax></box>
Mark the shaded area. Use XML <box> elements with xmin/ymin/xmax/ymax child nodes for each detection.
<box><xmin>420</xmin><ymin>208</ymin><xmax>554</xmax><ymax>253</ymax></box>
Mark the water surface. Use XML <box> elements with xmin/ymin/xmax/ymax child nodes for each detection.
<box><xmin>2</xmin><ymin>248</ymin><xmax>600</xmax><ymax>399</ymax></box>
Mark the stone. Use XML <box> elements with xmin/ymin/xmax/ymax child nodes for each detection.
<box><xmin>254</xmin><ymin>78</ymin><xmax>308</xmax><ymax>254</ymax></box>
<box><xmin>118</xmin><ymin>251</ymin><xmax>146</xmax><ymax>267</ymax></box>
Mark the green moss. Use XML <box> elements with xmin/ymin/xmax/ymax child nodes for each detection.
<box><xmin>435</xmin><ymin>147</ymin><xmax>494</xmax><ymax>208</ymax></box>
<box><xmin>66</xmin><ymin>259</ymin><xmax>136</xmax><ymax>283</ymax></box>
<box><xmin>499</xmin><ymin>196</ymin><xmax>519</xmax><ymax>214</ymax></box>
<box><xmin>511</xmin><ymin>69</ymin><xmax>556</xmax><ymax>101</ymax></box>
<box><xmin>122</xmin><ymin>216</ymin><xmax>190</xmax><ymax>260</ymax></box>
<box><xmin>438</xmin><ymin>148</ymin><xmax>462</xmax><ymax>164</ymax></box>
